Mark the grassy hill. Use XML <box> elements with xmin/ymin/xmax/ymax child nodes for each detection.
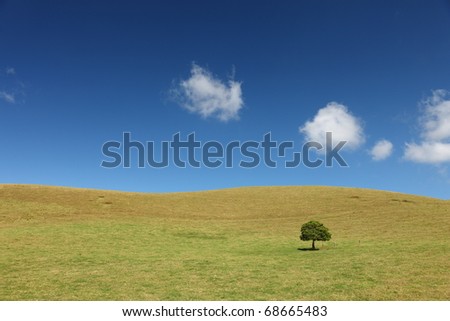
<box><xmin>1</xmin><ymin>184</ymin><xmax>449</xmax><ymax>300</ymax></box>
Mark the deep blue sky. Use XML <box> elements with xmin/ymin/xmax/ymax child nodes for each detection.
<box><xmin>1</xmin><ymin>0</ymin><xmax>450</xmax><ymax>199</ymax></box>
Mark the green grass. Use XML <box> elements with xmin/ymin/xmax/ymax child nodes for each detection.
<box><xmin>0</xmin><ymin>184</ymin><xmax>449</xmax><ymax>300</ymax></box>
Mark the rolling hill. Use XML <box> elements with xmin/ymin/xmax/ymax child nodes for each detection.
<box><xmin>1</xmin><ymin>184</ymin><xmax>449</xmax><ymax>300</ymax></box>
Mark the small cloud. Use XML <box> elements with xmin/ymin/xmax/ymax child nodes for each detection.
<box><xmin>404</xmin><ymin>90</ymin><xmax>450</xmax><ymax>164</ymax></box>
<box><xmin>405</xmin><ymin>142</ymin><xmax>450</xmax><ymax>164</ymax></box>
<box><xmin>370</xmin><ymin>139</ymin><xmax>393</xmax><ymax>161</ymax></box>
<box><xmin>0</xmin><ymin>91</ymin><xmax>15</xmax><ymax>104</ymax></box>
<box><xmin>299</xmin><ymin>102</ymin><xmax>365</xmax><ymax>150</ymax></box>
<box><xmin>171</xmin><ymin>63</ymin><xmax>244</xmax><ymax>122</ymax></box>
<box><xmin>6</xmin><ymin>67</ymin><xmax>15</xmax><ymax>75</ymax></box>
<box><xmin>420</xmin><ymin>89</ymin><xmax>450</xmax><ymax>141</ymax></box>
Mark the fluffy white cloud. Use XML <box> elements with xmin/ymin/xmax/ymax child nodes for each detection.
<box><xmin>172</xmin><ymin>64</ymin><xmax>243</xmax><ymax>122</ymax></box>
<box><xmin>0</xmin><ymin>91</ymin><xmax>15</xmax><ymax>104</ymax></box>
<box><xmin>421</xmin><ymin>89</ymin><xmax>450</xmax><ymax>141</ymax></box>
<box><xmin>405</xmin><ymin>142</ymin><xmax>450</xmax><ymax>164</ymax></box>
<box><xmin>404</xmin><ymin>90</ymin><xmax>450</xmax><ymax>164</ymax></box>
<box><xmin>370</xmin><ymin>139</ymin><xmax>393</xmax><ymax>161</ymax></box>
<box><xmin>300</xmin><ymin>102</ymin><xmax>365</xmax><ymax>150</ymax></box>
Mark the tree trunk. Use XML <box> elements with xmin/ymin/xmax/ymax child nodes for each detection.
<box><xmin>312</xmin><ymin>239</ymin><xmax>316</xmax><ymax>250</ymax></box>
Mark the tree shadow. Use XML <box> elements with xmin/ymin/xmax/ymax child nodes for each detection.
<box><xmin>297</xmin><ymin>247</ymin><xmax>320</xmax><ymax>251</ymax></box>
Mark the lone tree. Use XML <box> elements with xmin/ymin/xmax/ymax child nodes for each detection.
<box><xmin>300</xmin><ymin>221</ymin><xmax>331</xmax><ymax>250</ymax></box>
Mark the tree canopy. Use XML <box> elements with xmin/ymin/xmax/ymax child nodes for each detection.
<box><xmin>300</xmin><ymin>220</ymin><xmax>331</xmax><ymax>250</ymax></box>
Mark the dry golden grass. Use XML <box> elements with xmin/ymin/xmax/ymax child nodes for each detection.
<box><xmin>1</xmin><ymin>184</ymin><xmax>449</xmax><ymax>300</ymax></box>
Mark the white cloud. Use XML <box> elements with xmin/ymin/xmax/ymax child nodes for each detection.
<box><xmin>404</xmin><ymin>90</ymin><xmax>450</xmax><ymax>164</ymax></box>
<box><xmin>0</xmin><ymin>91</ymin><xmax>15</xmax><ymax>104</ymax></box>
<box><xmin>421</xmin><ymin>89</ymin><xmax>450</xmax><ymax>141</ymax></box>
<box><xmin>299</xmin><ymin>102</ymin><xmax>365</xmax><ymax>150</ymax></box>
<box><xmin>370</xmin><ymin>139</ymin><xmax>393</xmax><ymax>161</ymax></box>
<box><xmin>405</xmin><ymin>142</ymin><xmax>450</xmax><ymax>164</ymax></box>
<box><xmin>172</xmin><ymin>63</ymin><xmax>243</xmax><ymax>122</ymax></box>
<box><xmin>6</xmin><ymin>67</ymin><xmax>15</xmax><ymax>75</ymax></box>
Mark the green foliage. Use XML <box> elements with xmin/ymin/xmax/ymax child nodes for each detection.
<box><xmin>300</xmin><ymin>221</ymin><xmax>331</xmax><ymax>249</ymax></box>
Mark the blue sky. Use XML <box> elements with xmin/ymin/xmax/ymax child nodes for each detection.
<box><xmin>1</xmin><ymin>0</ymin><xmax>450</xmax><ymax>199</ymax></box>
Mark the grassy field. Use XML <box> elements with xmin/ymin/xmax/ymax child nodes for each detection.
<box><xmin>0</xmin><ymin>184</ymin><xmax>449</xmax><ymax>300</ymax></box>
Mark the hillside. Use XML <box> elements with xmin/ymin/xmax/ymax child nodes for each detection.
<box><xmin>1</xmin><ymin>184</ymin><xmax>449</xmax><ymax>300</ymax></box>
